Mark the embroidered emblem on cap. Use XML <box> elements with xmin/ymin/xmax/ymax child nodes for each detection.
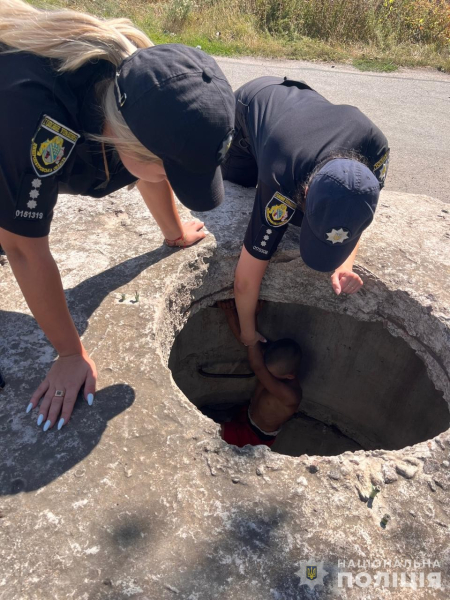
<box><xmin>325</xmin><ymin>228</ymin><xmax>350</xmax><ymax>244</ymax></box>
<box><xmin>217</xmin><ymin>131</ymin><xmax>234</xmax><ymax>164</ymax></box>
<box><xmin>31</xmin><ymin>115</ymin><xmax>80</xmax><ymax>178</ymax></box>
<box><xmin>265</xmin><ymin>192</ymin><xmax>296</xmax><ymax>228</ymax></box>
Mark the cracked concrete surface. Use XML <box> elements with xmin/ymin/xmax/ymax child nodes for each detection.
<box><xmin>0</xmin><ymin>182</ymin><xmax>449</xmax><ymax>599</ymax></box>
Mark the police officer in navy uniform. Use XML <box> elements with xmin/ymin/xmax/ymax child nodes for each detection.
<box><xmin>0</xmin><ymin>0</ymin><xmax>235</xmax><ymax>431</ymax></box>
<box><xmin>221</xmin><ymin>76</ymin><xmax>390</xmax><ymax>347</ymax></box>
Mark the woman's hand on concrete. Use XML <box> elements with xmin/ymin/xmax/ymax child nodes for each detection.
<box><xmin>26</xmin><ymin>347</ymin><xmax>97</xmax><ymax>431</ymax></box>
<box><xmin>181</xmin><ymin>219</ymin><xmax>207</xmax><ymax>247</ymax></box>
<box><xmin>331</xmin><ymin>269</ymin><xmax>363</xmax><ymax>295</ymax></box>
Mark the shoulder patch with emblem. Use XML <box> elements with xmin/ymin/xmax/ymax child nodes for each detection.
<box><xmin>373</xmin><ymin>150</ymin><xmax>390</xmax><ymax>186</ymax></box>
<box><xmin>265</xmin><ymin>191</ymin><xmax>296</xmax><ymax>228</ymax></box>
<box><xmin>31</xmin><ymin>115</ymin><xmax>80</xmax><ymax>177</ymax></box>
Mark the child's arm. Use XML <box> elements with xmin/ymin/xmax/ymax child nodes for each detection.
<box><xmin>247</xmin><ymin>343</ymin><xmax>301</xmax><ymax>409</ymax></box>
<box><xmin>218</xmin><ymin>300</ymin><xmax>242</xmax><ymax>342</ymax></box>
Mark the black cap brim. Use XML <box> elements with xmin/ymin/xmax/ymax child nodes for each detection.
<box><xmin>299</xmin><ymin>215</ymin><xmax>360</xmax><ymax>272</ymax></box>
<box><xmin>163</xmin><ymin>161</ymin><xmax>224</xmax><ymax>212</ymax></box>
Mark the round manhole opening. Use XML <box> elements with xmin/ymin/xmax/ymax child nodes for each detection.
<box><xmin>169</xmin><ymin>301</ymin><xmax>449</xmax><ymax>456</ymax></box>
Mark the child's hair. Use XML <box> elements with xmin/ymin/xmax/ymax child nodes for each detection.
<box><xmin>264</xmin><ymin>339</ymin><xmax>302</xmax><ymax>376</ymax></box>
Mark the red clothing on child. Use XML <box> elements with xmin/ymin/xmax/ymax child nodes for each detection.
<box><xmin>221</xmin><ymin>405</ymin><xmax>277</xmax><ymax>448</ymax></box>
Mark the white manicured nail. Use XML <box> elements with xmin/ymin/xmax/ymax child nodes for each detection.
<box><xmin>87</xmin><ymin>393</ymin><xmax>94</xmax><ymax>406</ymax></box>
<box><xmin>57</xmin><ymin>418</ymin><xmax>65</xmax><ymax>431</ymax></box>
<box><xmin>37</xmin><ymin>414</ymin><xmax>44</xmax><ymax>426</ymax></box>
<box><xmin>26</xmin><ymin>403</ymin><xmax>33</xmax><ymax>414</ymax></box>
<box><xmin>43</xmin><ymin>420</ymin><xmax>51</xmax><ymax>432</ymax></box>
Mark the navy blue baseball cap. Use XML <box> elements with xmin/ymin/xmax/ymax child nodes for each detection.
<box><xmin>300</xmin><ymin>159</ymin><xmax>380</xmax><ymax>272</ymax></box>
<box><xmin>115</xmin><ymin>44</ymin><xmax>235</xmax><ymax>211</ymax></box>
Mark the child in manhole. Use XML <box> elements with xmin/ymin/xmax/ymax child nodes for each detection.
<box><xmin>210</xmin><ymin>301</ymin><xmax>303</xmax><ymax>448</ymax></box>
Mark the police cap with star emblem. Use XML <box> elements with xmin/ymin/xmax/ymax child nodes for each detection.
<box><xmin>300</xmin><ymin>158</ymin><xmax>380</xmax><ymax>272</ymax></box>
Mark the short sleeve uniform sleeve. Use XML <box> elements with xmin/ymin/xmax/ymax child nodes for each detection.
<box><xmin>0</xmin><ymin>100</ymin><xmax>78</xmax><ymax>237</ymax></box>
<box><xmin>243</xmin><ymin>180</ymin><xmax>300</xmax><ymax>260</ymax></box>
<box><xmin>0</xmin><ymin>55</ymin><xmax>81</xmax><ymax>238</ymax></box>
<box><xmin>365</xmin><ymin>125</ymin><xmax>390</xmax><ymax>188</ymax></box>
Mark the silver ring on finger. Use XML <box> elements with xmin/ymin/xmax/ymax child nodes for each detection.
<box><xmin>54</xmin><ymin>389</ymin><xmax>65</xmax><ymax>398</ymax></box>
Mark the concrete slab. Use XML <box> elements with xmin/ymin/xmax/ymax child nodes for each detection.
<box><xmin>1</xmin><ymin>183</ymin><xmax>449</xmax><ymax>599</ymax></box>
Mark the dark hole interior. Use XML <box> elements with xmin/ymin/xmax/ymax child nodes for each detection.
<box><xmin>169</xmin><ymin>301</ymin><xmax>450</xmax><ymax>456</ymax></box>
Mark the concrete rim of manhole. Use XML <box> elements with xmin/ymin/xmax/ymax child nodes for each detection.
<box><xmin>156</xmin><ymin>259</ymin><xmax>450</xmax><ymax>464</ymax></box>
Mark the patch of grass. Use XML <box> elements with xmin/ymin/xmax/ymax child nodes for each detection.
<box><xmin>353</xmin><ymin>57</ymin><xmax>398</xmax><ymax>72</ymax></box>
<box><xmin>27</xmin><ymin>0</ymin><xmax>450</xmax><ymax>72</ymax></box>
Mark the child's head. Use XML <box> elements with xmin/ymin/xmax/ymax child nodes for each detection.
<box><xmin>264</xmin><ymin>339</ymin><xmax>302</xmax><ymax>380</ymax></box>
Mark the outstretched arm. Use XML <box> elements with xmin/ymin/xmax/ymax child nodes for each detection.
<box><xmin>137</xmin><ymin>179</ymin><xmax>206</xmax><ymax>247</ymax></box>
<box><xmin>110</xmin><ymin>135</ymin><xmax>206</xmax><ymax>248</ymax></box>
<box><xmin>247</xmin><ymin>343</ymin><xmax>301</xmax><ymax>409</ymax></box>
<box><xmin>0</xmin><ymin>227</ymin><xmax>97</xmax><ymax>430</ymax></box>
<box><xmin>234</xmin><ymin>247</ymin><xmax>268</xmax><ymax>346</ymax></box>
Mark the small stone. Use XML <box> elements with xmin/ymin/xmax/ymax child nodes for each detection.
<box><xmin>296</xmin><ymin>476</ymin><xmax>308</xmax><ymax>486</ymax></box>
<box><xmin>256</xmin><ymin>468</ymin><xmax>263</xmax><ymax>476</ymax></box>
<box><xmin>423</xmin><ymin>459</ymin><xmax>440</xmax><ymax>474</ymax></box>
<box><xmin>370</xmin><ymin>473</ymin><xmax>383</xmax><ymax>487</ymax></box>
<box><xmin>428</xmin><ymin>480</ymin><xmax>437</xmax><ymax>492</ymax></box>
<box><xmin>231</xmin><ymin>477</ymin><xmax>240</xmax><ymax>484</ymax></box>
<box><xmin>382</xmin><ymin>463</ymin><xmax>398</xmax><ymax>484</ymax></box>
<box><xmin>442</xmin><ymin>460</ymin><xmax>449</xmax><ymax>468</ymax></box>
<box><xmin>435</xmin><ymin>438</ymin><xmax>445</xmax><ymax>450</ymax></box>
<box><xmin>328</xmin><ymin>470</ymin><xmax>341</xmax><ymax>481</ymax></box>
<box><xmin>396</xmin><ymin>463</ymin><xmax>418</xmax><ymax>479</ymax></box>
<box><xmin>409</xmin><ymin>510</ymin><xmax>416</xmax><ymax>517</ymax></box>
<box><xmin>309</xmin><ymin>464</ymin><xmax>319</xmax><ymax>474</ymax></box>
<box><xmin>355</xmin><ymin>484</ymin><xmax>369</xmax><ymax>502</ymax></box>
<box><xmin>102</xmin><ymin>579</ymin><xmax>112</xmax><ymax>586</ymax></box>
<box><xmin>434</xmin><ymin>477</ymin><xmax>449</xmax><ymax>491</ymax></box>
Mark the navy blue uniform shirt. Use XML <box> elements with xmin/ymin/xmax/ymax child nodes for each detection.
<box><xmin>0</xmin><ymin>48</ymin><xmax>137</xmax><ymax>238</ymax></box>
<box><xmin>222</xmin><ymin>76</ymin><xmax>389</xmax><ymax>260</ymax></box>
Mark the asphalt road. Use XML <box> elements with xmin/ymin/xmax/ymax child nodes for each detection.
<box><xmin>216</xmin><ymin>57</ymin><xmax>450</xmax><ymax>202</ymax></box>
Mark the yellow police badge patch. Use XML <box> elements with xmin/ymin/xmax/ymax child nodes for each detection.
<box><xmin>373</xmin><ymin>149</ymin><xmax>390</xmax><ymax>185</ymax></box>
<box><xmin>31</xmin><ymin>115</ymin><xmax>80</xmax><ymax>177</ymax></box>
<box><xmin>265</xmin><ymin>191</ymin><xmax>296</xmax><ymax>228</ymax></box>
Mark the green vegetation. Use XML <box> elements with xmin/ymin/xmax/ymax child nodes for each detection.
<box><xmin>30</xmin><ymin>0</ymin><xmax>450</xmax><ymax>72</ymax></box>
<box><xmin>353</xmin><ymin>58</ymin><xmax>398</xmax><ymax>72</ymax></box>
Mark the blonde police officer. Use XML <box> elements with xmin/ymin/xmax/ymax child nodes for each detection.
<box><xmin>0</xmin><ymin>1</ymin><xmax>234</xmax><ymax>430</ymax></box>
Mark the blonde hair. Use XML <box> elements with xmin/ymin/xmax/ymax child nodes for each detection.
<box><xmin>0</xmin><ymin>0</ymin><xmax>160</xmax><ymax>163</ymax></box>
